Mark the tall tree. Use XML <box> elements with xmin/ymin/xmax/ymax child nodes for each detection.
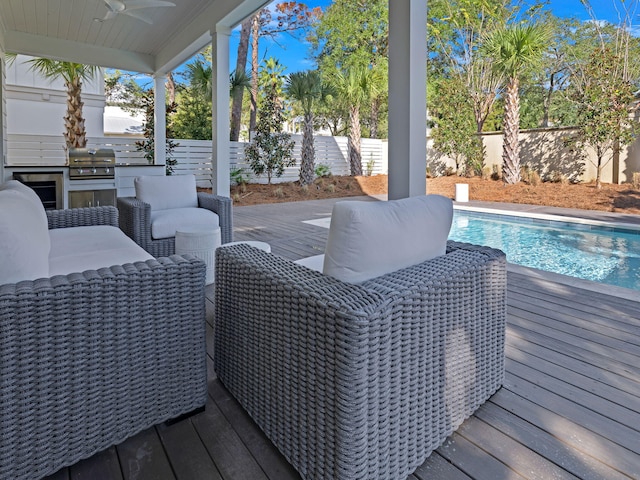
<box><xmin>25</xmin><ymin>58</ymin><xmax>98</xmax><ymax>148</ymax></box>
<box><xmin>428</xmin><ymin>0</ymin><xmax>513</xmax><ymax>133</ymax></box>
<box><xmin>483</xmin><ymin>23</ymin><xmax>549</xmax><ymax>184</ymax></box>
<box><xmin>430</xmin><ymin>77</ymin><xmax>484</xmax><ymax>176</ymax></box>
<box><xmin>330</xmin><ymin>66</ymin><xmax>380</xmax><ymax>176</ymax></box>
<box><xmin>230</xmin><ymin>17</ymin><xmax>252</xmax><ymax>141</ymax></box>
<box><xmin>246</xmin><ymin>3</ymin><xmax>322</xmax><ymax>133</ymax></box>
<box><xmin>245</xmin><ymin>57</ymin><xmax>295</xmax><ymax>184</ymax></box>
<box><xmin>285</xmin><ymin>70</ymin><xmax>331</xmax><ymax>185</ymax></box>
<box><xmin>312</xmin><ymin>0</ymin><xmax>388</xmax><ymax>136</ymax></box>
<box><xmin>571</xmin><ymin>47</ymin><xmax>638</xmax><ymax>188</ymax></box>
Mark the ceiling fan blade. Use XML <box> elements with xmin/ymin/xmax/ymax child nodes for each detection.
<box><xmin>124</xmin><ymin>0</ymin><xmax>176</xmax><ymax>9</ymax></box>
<box><xmin>123</xmin><ymin>9</ymin><xmax>154</xmax><ymax>24</ymax></box>
<box><xmin>104</xmin><ymin>0</ymin><xmax>126</xmax><ymax>13</ymax></box>
<box><xmin>97</xmin><ymin>10</ymin><xmax>119</xmax><ymax>22</ymax></box>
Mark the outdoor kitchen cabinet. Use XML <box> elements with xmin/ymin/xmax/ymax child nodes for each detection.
<box><xmin>69</xmin><ymin>188</ymin><xmax>116</xmax><ymax>208</ymax></box>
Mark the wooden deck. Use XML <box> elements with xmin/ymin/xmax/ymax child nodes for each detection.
<box><xmin>45</xmin><ymin>197</ymin><xmax>640</xmax><ymax>480</ymax></box>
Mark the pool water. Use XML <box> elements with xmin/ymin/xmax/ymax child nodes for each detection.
<box><xmin>449</xmin><ymin>210</ymin><xmax>640</xmax><ymax>291</ymax></box>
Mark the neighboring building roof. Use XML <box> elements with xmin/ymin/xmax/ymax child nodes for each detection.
<box><xmin>103</xmin><ymin>106</ymin><xmax>144</xmax><ymax>136</ymax></box>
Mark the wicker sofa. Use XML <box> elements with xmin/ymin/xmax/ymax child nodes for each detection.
<box><xmin>214</xmin><ymin>196</ymin><xmax>506</xmax><ymax>480</ymax></box>
<box><xmin>1</xmin><ymin>181</ymin><xmax>207</xmax><ymax>480</ymax></box>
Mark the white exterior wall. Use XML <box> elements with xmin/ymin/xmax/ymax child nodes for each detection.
<box><xmin>5</xmin><ymin>55</ymin><xmax>105</xmax><ymax>138</ymax></box>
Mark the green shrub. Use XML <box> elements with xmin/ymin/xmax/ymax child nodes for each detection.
<box><xmin>230</xmin><ymin>166</ymin><xmax>248</xmax><ymax>186</ymax></box>
<box><xmin>315</xmin><ymin>163</ymin><xmax>332</xmax><ymax>178</ymax></box>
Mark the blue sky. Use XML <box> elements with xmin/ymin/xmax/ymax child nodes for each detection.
<box><xmin>225</xmin><ymin>0</ymin><xmax>640</xmax><ymax>75</ymax></box>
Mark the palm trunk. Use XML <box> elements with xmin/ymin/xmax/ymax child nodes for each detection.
<box><xmin>64</xmin><ymin>77</ymin><xmax>86</xmax><ymax>148</ymax></box>
<box><xmin>299</xmin><ymin>112</ymin><xmax>315</xmax><ymax>185</ymax></box>
<box><xmin>502</xmin><ymin>76</ymin><xmax>521</xmax><ymax>184</ymax></box>
<box><xmin>348</xmin><ymin>106</ymin><xmax>362</xmax><ymax>176</ymax></box>
<box><xmin>230</xmin><ymin>17</ymin><xmax>252</xmax><ymax>141</ymax></box>
<box><xmin>166</xmin><ymin>72</ymin><xmax>176</xmax><ymax>105</ymax></box>
<box><xmin>249</xmin><ymin>12</ymin><xmax>260</xmax><ymax>134</ymax></box>
<box><xmin>370</xmin><ymin>97</ymin><xmax>380</xmax><ymax>139</ymax></box>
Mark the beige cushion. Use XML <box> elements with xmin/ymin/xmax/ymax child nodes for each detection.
<box><xmin>323</xmin><ymin>195</ymin><xmax>453</xmax><ymax>283</ymax></box>
<box><xmin>134</xmin><ymin>174</ymin><xmax>198</xmax><ymax>211</ymax></box>
<box><xmin>49</xmin><ymin>225</ymin><xmax>153</xmax><ymax>276</ymax></box>
<box><xmin>150</xmin><ymin>207</ymin><xmax>220</xmax><ymax>239</ymax></box>
<box><xmin>0</xmin><ymin>184</ymin><xmax>51</xmax><ymax>284</ymax></box>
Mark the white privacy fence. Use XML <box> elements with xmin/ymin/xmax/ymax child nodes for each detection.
<box><xmin>6</xmin><ymin>134</ymin><xmax>389</xmax><ymax>187</ymax></box>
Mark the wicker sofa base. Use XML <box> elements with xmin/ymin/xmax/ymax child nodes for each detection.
<box><xmin>0</xmin><ymin>207</ymin><xmax>208</xmax><ymax>480</ymax></box>
<box><xmin>214</xmin><ymin>242</ymin><xmax>506</xmax><ymax>480</ymax></box>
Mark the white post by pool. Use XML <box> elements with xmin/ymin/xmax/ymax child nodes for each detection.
<box><xmin>387</xmin><ymin>0</ymin><xmax>427</xmax><ymax>200</ymax></box>
<box><xmin>212</xmin><ymin>26</ymin><xmax>231</xmax><ymax>197</ymax></box>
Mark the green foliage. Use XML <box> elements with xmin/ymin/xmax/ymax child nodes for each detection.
<box><xmin>24</xmin><ymin>57</ymin><xmax>99</xmax><ymax>148</ymax></box>
<box><xmin>570</xmin><ymin>46</ymin><xmax>639</xmax><ymax>186</ymax></box>
<box><xmin>314</xmin><ymin>163</ymin><xmax>332</xmax><ymax>177</ymax></box>
<box><xmin>285</xmin><ymin>70</ymin><xmax>333</xmax><ymax>185</ymax></box>
<box><xmin>244</xmin><ymin>60</ymin><xmax>295</xmax><ymax>184</ymax></box>
<box><xmin>104</xmin><ymin>70</ymin><xmax>145</xmax><ymax>107</ymax></box>
<box><xmin>230</xmin><ymin>167</ymin><xmax>248</xmax><ymax>186</ymax></box>
<box><xmin>312</xmin><ymin>0</ymin><xmax>388</xmax><ymax>140</ymax></box>
<box><xmin>430</xmin><ymin>77</ymin><xmax>484</xmax><ymax>175</ymax></box>
<box><xmin>135</xmin><ymin>89</ymin><xmax>180</xmax><ymax>175</ymax></box>
<box><xmin>172</xmin><ymin>91</ymin><xmax>212</xmax><ymax>140</ymax></box>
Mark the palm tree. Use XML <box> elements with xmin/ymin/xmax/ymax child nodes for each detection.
<box><xmin>186</xmin><ymin>58</ymin><xmax>213</xmax><ymax>99</ymax></box>
<box><xmin>25</xmin><ymin>58</ymin><xmax>99</xmax><ymax>148</ymax></box>
<box><xmin>483</xmin><ymin>23</ymin><xmax>549</xmax><ymax>184</ymax></box>
<box><xmin>331</xmin><ymin>66</ymin><xmax>380</xmax><ymax>176</ymax></box>
<box><xmin>285</xmin><ymin>71</ymin><xmax>331</xmax><ymax>185</ymax></box>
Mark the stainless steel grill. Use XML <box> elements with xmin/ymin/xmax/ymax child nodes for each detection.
<box><xmin>68</xmin><ymin>148</ymin><xmax>116</xmax><ymax>179</ymax></box>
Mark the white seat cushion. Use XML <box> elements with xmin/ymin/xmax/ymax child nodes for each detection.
<box><xmin>134</xmin><ymin>174</ymin><xmax>198</xmax><ymax>211</ymax></box>
<box><xmin>49</xmin><ymin>225</ymin><xmax>153</xmax><ymax>277</ymax></box>
<box><xmin>0</xmin><ymin>183</ymin><xmax>50</xmax><ymax>284</ymax></box>
<box><xmin>150</xmin><ymin>208</ymin><xmax>220</xmax><ymax>240</ymax></box>
<box><xmin>323</xmin><ymin>195</ymin><xmax>453</xmax><ymax>283</ymax></box>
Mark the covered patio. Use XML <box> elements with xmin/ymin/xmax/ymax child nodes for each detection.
<box><xmin>42</xmin><ymin>198</ymin><xmax>640</xmax><ymax>479</ymax></box>
<box><xmin>2</xmin><ymin>1</ymin><xmax>639</xmax><ymax>479</ymax></box>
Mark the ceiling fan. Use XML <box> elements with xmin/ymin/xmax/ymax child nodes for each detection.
<box><xmin>95</xmin><ymin>0</ymin><xmax>176</xmax><ymax>25</ymax></box>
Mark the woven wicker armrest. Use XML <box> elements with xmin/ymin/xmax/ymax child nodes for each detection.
<box><xmin>46</xmin><ymin>205</ymin><xmax>118</xmax><ymax>229</ymax></box>
<box><xmin>197</xmin><ymin>192</ymin><xmax>233</xmax><ymax>243</ymax></box>
<box><xmin>117</xmin><ymin>196</ymin><xmax>151</xmax><ymax>245</ymax></box>
<box><xmin>215</xmin><ymin>242</ymin><xmax>507</xmax><ymax>480</ymax></box>
<box><xmin>0</xmin><ymin>255</ymin><xmax>207</xmax><ymax>480</ymax></box>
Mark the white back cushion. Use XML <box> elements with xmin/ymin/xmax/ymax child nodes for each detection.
<box><xmin>134</xmin><ymin>174</ymin><xmax>198</xmax><ymax>211</ymax></box>
<box><xmin>0</xmin><ymin>180</ymin><xmax>48</xmax><ymax>227</ymax></box>
<box><xmin>323</xmin><ymin>195</ymin><xmax>453</xmax><ymax>283</ymax></box>
<box><xmin>0</xmin><ymin>185</ymin><xmax>51</xmax><ymax>284</ymax></box>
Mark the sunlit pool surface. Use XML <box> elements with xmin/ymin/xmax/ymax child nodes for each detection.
<box><xmin>449</xmin><ymin>210</ymin><xmax>640</xmax><ymax>291</ymax></box>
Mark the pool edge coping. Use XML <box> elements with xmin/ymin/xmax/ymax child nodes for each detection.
<box><xmin>453</xmin><ymin>204</ymin><xmax>640</xmax><ymax>232</ymax></box>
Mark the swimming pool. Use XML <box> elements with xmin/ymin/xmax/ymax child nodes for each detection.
<box><xmin>449</xmin><ymin>209</ymin><xmax>640</xmax><ymax>291</ymax></box>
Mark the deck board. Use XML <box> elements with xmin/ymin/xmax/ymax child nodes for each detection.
<box><xmin>42</xmin><ymin>198</ymin><xmax>640</xmax><ymax>480</ymax></box>
<box><xmin>116</xmin><ymin>428</ymin><xmax>175</xmax><ymax>480</ymax></box>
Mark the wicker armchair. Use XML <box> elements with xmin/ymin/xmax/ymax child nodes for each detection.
<box><xmin>214</xmin><ymin>241</ymin><xmax>506</xmax><ymax>480</ymax></box>
<box><xmin>0</xmin><ymin>207</ymin><xmax>207</xmax><ymax>480</ymax></box>
<box><xmin>117</xmin><ymin>174</ymin><xmax>232</xmax><ymax>258</ymax></box>
<box><xmin>118</xmin><ymin>191</ymin><xmax>232</xmax><ymax>257</ymax></box>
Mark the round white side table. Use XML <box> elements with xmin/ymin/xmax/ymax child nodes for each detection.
<box><xmin>175</xmin><ymin>227</ymin><xmax>221</xmax><ymax>285</ymax></box>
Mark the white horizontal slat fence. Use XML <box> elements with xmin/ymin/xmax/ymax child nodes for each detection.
<box><xmin>6</xmin><ymin>133</ymin><xmax>388</xmax><ymax>186</ymax></box>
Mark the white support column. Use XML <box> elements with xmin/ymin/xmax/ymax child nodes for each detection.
<box><xmin>0</xmin><ymin>38</ymin><xmax>6</xmax><ymax>180</ymax></box>
<box><xmin>153</xmin><ymin>74</ymin><xmax>167</xmax><ymax>169</ymax></box>
<box><xmin>387</xmin><ymin>0</ymin><xmax>427</xmax><ymax>200</ymax></box>
<box><xmin>212</xmin><ymin>26</ymin><xmax>231</xmax><ymax>197</ymax></box>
